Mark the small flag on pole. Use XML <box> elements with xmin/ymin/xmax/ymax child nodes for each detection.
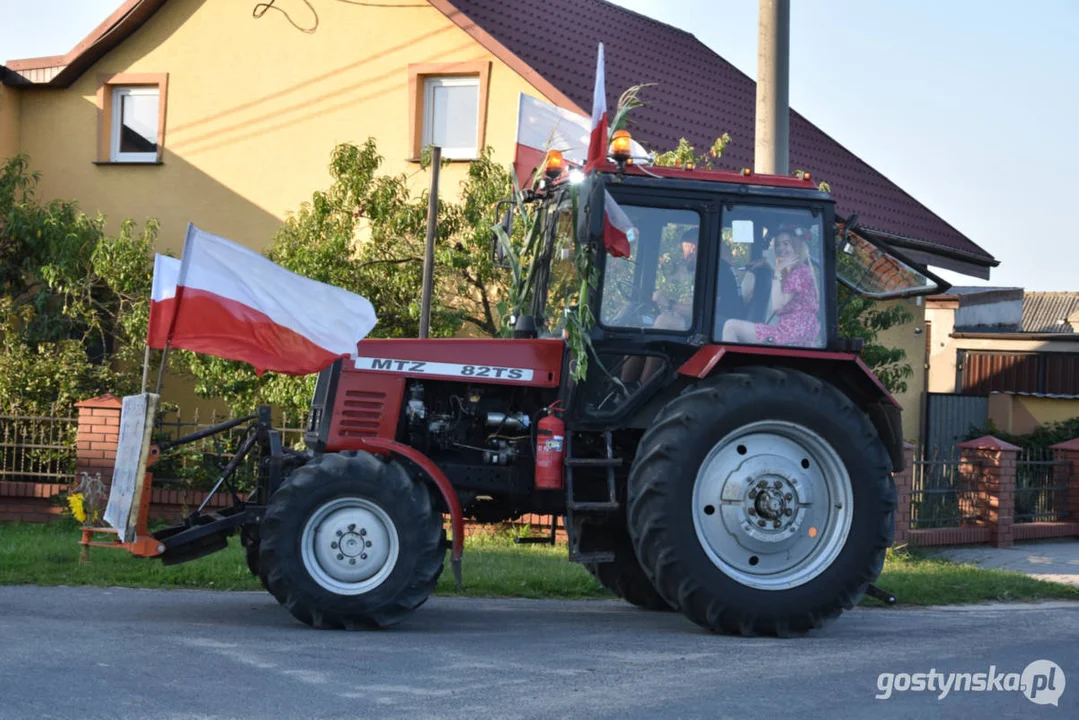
<box><xmin>584</xmin><ymin>43</ymin><xmax>608</xmax><ymax>173</ymax></box>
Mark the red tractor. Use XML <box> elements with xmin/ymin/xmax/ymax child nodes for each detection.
<box><xmin>98</xmin><ymin>149</ymin><xmax>946</xmax><ymax>636</ymax></box>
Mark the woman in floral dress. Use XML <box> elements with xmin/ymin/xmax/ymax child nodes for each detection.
<box><xmin>721</xmin><ymin>229</ymin><xmax>820</xmax><ymax>347</ymax></box>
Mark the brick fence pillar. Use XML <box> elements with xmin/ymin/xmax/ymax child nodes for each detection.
<box><xmin>892</xmin><ymin>442</ymin><xmax>915</xmax><ymax>546</ymax></box>
<box><xmin>957</xmin><ymin>435</ymin><xmax>1019</xmax><ymax>548</ymax></box>
<box><xmin>1050</xmin><ymin>437</ymin><xmax>1079</xmax><ymax>526</ymax></box>
<box><xmin>75</xmin><ymin>394</ymin><xmax>122</xmax><ymax>485</ymax></box>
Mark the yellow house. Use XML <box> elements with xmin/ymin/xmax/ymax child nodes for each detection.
<box><xmin>1</xmin><ymin>0</ymin><xmax>998</xmax><ymax>438</ymax></box>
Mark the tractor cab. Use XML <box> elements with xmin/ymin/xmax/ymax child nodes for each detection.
<box><xmin>504</xmin><ymin>149</ymin><xmax>947</xmax><ymax>429</ymax></box>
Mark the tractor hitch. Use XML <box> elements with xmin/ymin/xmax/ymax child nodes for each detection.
<box><xmin>865</xmin><ymin>583</ymin><xmax>897</xmax><ymax>606</ymax></box>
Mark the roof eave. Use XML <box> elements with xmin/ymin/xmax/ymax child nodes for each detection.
<box><xmin>861</xmin><ymin>227</ymin><xmax>998</xmax><ymax>280</ymax></box>
<box><xmin>3</xmin><ymin>0</ymin><xmax>168</xmax><ymax>88</ymax></box>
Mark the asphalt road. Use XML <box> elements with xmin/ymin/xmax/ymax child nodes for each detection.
<box><xmin>1</xmin><ymin>586</ymin><xmax>1076</xmax><ymax>720</ymax></box>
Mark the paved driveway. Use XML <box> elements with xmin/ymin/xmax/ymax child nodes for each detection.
<box><xmin>1</xmin><ymin>586</ymin><xmax>1075</xmax><ymax>719</ymax></box>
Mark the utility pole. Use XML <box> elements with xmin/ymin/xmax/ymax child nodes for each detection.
<box><xmin>418</xmin><ymin>146</ymin><xmax>441</xmax><ymax>339</ymax></box>
<box><xmin>754</xmin><ymin>0</ymin><xmax>790</xmax><ymax>175</ymax></box>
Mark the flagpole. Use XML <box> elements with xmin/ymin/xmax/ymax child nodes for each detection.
<box><xmin>154</xmin><ymin>341</ymin><xmax>171</xmax><ymax>396</ymax></box>
<box><xmin>419</xmin><ymin>145</ymin><xmax>441</xmax><ymax>339</ymax></box>
<box><xmin>140</xmin><ymin>344</ymin><xmax>151</xmax><ymax>394</ymax></box>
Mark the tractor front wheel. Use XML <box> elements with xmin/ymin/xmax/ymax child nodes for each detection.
<box><xmin>258</xmin><ymin>451</ymin><xmax>444</xmax><ymax>629</ymax></box>
<box><xmin>627</xmin><ymin>366</ymin><xmax>895</xmax><ymax>636</ymax></box>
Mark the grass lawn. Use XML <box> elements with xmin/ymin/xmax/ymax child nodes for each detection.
<box><xmin>1</xmin><ymin>520</ymin><xmax>1076</xmax><ymax>607</ymax></box>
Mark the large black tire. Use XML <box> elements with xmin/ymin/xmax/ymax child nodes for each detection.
<box><xmin>581</xmin><ymin>521</ymin><xmax>673</xmax><ymax>611</ymax></box>
<box><xmin>627</xmin><ymin>366</ymin><xmax>895</xmax><ymax>637</ymax></box>
<box><xmin>258</xmin><ymin>451</ymin><xmax>445</xmax><ymax>629</ymax></box>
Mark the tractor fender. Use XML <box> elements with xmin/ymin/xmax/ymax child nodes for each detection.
<box><xmin>677</xmin><ymin>345</ymin><xmax>906</xmax><ymax>473</ymax></box>
<box><xmin>354</xmin><ymin>436</ymin><xmax>465</xmax><ymax>588</ymax></box>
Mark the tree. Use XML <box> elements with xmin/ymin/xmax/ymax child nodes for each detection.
<box><xmin>836</xmin><ymin>288</ymin><xmax>914</xmax><ymax>394</ymax></box>
<box><xmin>176</xmin><ymin>139</ymin><xmax>518</xmax><ymax>418</ymax></box>
<box><xmin>0</xmin><ymin>154</ymin><xmax>157</xmax><ymax>414</ymax></box>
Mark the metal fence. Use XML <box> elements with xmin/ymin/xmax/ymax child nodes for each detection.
<box><xmin>910</xmin><ymin>448</ymin><xmax>981</xmax><ymax>529</ymax></box>
<box><xmin>0</xmin><ymin>408</ymin><xmax>77</xmax><ymax>483</ymax></box>
<box><xmin>1014</xmin><ymin>447</ymin><xmax>1070</xmax><ymax>523</ymax></box>
<box><xmin>151</xmin><ymin>408</ymin><xmax>307</xmax><ymax>491</ymax></box>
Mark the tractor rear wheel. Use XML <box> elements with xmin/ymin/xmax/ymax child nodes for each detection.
<box><xmin>580</xmin><ymin>521</ymin><xmax>673</xmax><ymax>611</ymax></box>
<box><xmin>627</xmin><ymin>366</ymin><xmax>895</xmax><ymax>636</ymax></box>
<box><xmin>258</xmin><ymin>451</ymin><xmax>444</xmax><ymax>629</ymax></box>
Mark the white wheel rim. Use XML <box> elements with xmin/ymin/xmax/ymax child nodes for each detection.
<box><xmin>300</xmin><ymin>497</ymin><xmax>400</xmax><ymax>595</ymax></box>
<box><xmin>692</xmin><ymin>420</ymin><xmax>853</xmax><ymax>591</ymax></box>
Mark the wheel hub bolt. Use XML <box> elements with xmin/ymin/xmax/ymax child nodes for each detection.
<box><xmin>749</xmin><ymin>489</ymin><xmax>758</xmax><ymax>499</ymax></box>
<box><xmin>349</xmin><ymin>558</ymin><xmax>356</xmax><ymax>565</ymax></box>
<box><xmin>360</xmin><ymin>529</ymin><xmax>367</xmax><ymax>537</ymax></box>
<box><xmin>757</xmin><ymin>480</ymin><xmax>768</xmax><ymax>489</ymax></box>
<box><xmin>757</xmin><ymin>519</ymin><xmax>766</xmax><ymax>528</ymax></box>
<box><xmin>773</xmin><ymin>480</ymin><xmax>782</xmax><ymax>489</ymax></box>
<box><xmin>748</xmin><ymin>508</ymin><xmax>757</xmax><ymax>516</ymax></box>
<box><xmin>348</xmin><ymin>523</ymin><xmax>356</xmax><ymax>531</ymax></box>
<box><xmin>365</xmin><ymin>541</ymin><xmax>372</xmax><ymax>547</ymax></box>
<box><xmin>336</xmin><ymin>530</ymin><xmax>343</xmax><ymax>537</ymax></box>
<box><xmin>336</xmin><ymin>553</ymin><xmax>344</xmax><ymax>560</ymax></box>
<box><xmin>785</xmin><ymin>493</ymin><xmax>793</xmax><ymax>501</ymax></box>
<box><xmin>330</xmin><ymin>542</ymin><xmax>338</xmax><ymax>549</ymax></box>
<box><xmin>361</xmin><ymin>553</ymin><xmax>368</xmax><ymax>560</ymax></box>
<box><xmin>784</xmin><ymin>508</ymin><xmax>793</xmax><ymax>516</ymax></box>
<box><xmin>773</xmin><ymin>520</ymin><xmax>781</xmax><ymax>529</ymax></box>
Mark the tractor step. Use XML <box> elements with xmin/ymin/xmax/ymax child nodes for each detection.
<box><xmin>569</xmin><ymin>550</ymin><xmax>615</xmax><ymax>564</ymax></box>
<box><xmin>565</xmin><ymin>457</ymin><xmax>623</xmax><ymax>468</ymax></box>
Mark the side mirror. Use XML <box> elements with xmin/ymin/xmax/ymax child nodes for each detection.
<box><xmin>492</xmin><ymin>199</ymin><xmax>514</xmax><ymax>269</ymax></box>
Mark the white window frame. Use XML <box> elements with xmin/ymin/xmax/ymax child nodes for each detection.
<box><xmin>421</xmin><ymin>76</ymin><xmax>480</xmax><ymax>160</ymax></box>
<box><xmin>110</xmin><ymin>85</ymin><xmax>160</xmax><ymax>163</ymax></box>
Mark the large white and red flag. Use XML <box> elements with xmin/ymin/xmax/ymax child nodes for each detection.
<box><xmin>584</xmin><ymin>42</ymin><xmax>608</xmax><ymax>172</ymax></box>
<box><xmin>512</xmin><ymin>93</ymin><xmax>646</xmax><ymax>187</ymax></box>
<box><xmin>147</xmin><ymin>224</ymin><xmax>377</xmax><ymax>375</ymax></box>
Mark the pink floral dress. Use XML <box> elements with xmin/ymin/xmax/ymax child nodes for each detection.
<box><xmin>754</xmin><ymin>262</ymin><xmax>820</xmax><ymax>346</ymax></box>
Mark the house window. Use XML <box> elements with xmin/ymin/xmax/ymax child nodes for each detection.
<box><xmin>95</xmin><ymin>73</ymin><xmax>168</xmax><ymax>164</ymax></box>
<box><xmin>422</xmin><ymin>77</ymin><xmax>479</xmax><ymax>160</ymax></box>
<box><xmin>111</xmin><ymin>86</ymin><xmax>159</xmax><ymax>162</ymax></box>
<box><xmin>408</xmin><ymin>62</ymin><xmax>490</xmax><ymax>162</ymax></box>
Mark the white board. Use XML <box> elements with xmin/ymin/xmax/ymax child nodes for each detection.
<box><xmin>103</xmin><ymin>393</ymin><xmax>159</xmax><ymax>542</ymax></box>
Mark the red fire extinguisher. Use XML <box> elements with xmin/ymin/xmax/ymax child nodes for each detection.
<box><xmin>534</xmin><ymin>401</ymin><xmax>565</xmax><ymax>490</ymax></box>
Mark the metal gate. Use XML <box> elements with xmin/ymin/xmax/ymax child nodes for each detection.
<box><xmin>923</xmin><ymin>392</ymin><xmax>988</xmax><ymax>458</ymax></box>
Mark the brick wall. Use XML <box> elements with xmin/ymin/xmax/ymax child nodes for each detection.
<box><xmin>75</xmin><ymin>395</ymin><xmax>122</xmax><ymax>484</ymax></box>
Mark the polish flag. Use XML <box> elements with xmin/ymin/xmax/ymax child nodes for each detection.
<box><xmin>513</xmin><ymin>93</ymin><xmax>647</xmax><ymax>187</ymax></box>
<box><xmin>146</xmin><ymin>223</ymin><xmax>377</xmax><ymax>376</ymax></box>
<box><xmin>603</xmin><ymin>191</ymin><xmax>636</xmax><ymax>258</ymax></box>
<box><xmin>584</xmin><ymin>43</ymin><xmax>608</xmax><ymax>173</ymax></box>
<box><xmin>147</xmin><ymin>253</ymin><xmax>181</xmax><ymax>349</ymax></box>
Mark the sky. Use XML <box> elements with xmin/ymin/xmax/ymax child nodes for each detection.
<box><xmin>2</xmin><ymin>0</ymin><xmax>1077</xmax><ymax>291</ymax></box>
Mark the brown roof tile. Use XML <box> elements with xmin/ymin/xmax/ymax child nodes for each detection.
<box><xmin>449</xmin><ymin>0</ymin><xmax>995</xmax><ymax>267</ymax></box>
<box><xmin>4</xmin><ymin>0</ymin><xmax>997</xmax><ymax>272</ymax></box>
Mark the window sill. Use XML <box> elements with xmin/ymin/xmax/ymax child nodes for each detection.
<box><xmin>93</xmin><ymin>160</ymin><xmax>164</xmax><ymax>166</ymax></box>
<box><xmin>404</xmin><ymin>156</ymin><xmax>477</xmax><ymax>164</ymax></box>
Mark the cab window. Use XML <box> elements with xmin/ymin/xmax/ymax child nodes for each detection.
<box><xmin>715</xmin><ymin>205</ymin><xmax>826</xmax><ymax>349</ymax></box>
<box><xmin>542</xmin><ymin>202</ymin><xmax>580</xmax><ymax>337</ymax></box>
<box><xmin>599</xmin><ymin>205</ymin><xmax>701</xmax><ymax>333</ymax></box>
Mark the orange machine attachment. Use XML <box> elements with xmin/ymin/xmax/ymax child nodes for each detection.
<box><xmin>79</xmin><ymin>445</ymin><xmax>165</xmax><ymax>560</ymax></box>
